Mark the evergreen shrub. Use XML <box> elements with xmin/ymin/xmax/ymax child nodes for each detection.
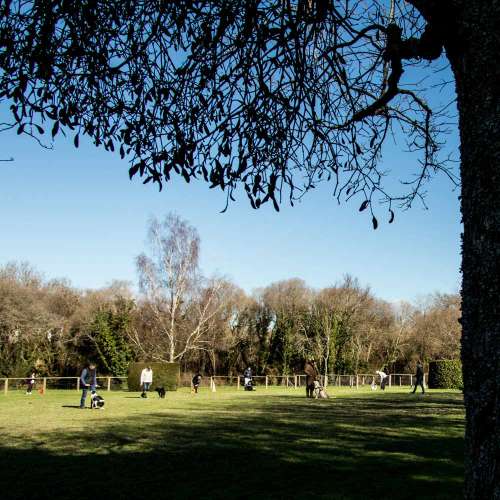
<box><xmin>427</xmin><ymin>360</ymin><xmax>463</xmax><ymax>389</ymax></box>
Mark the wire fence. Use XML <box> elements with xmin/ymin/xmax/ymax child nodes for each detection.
<box><xmin>0</xmin><ymin>373</ymin><xmax>424</xmax><ymax>394</ymax></box>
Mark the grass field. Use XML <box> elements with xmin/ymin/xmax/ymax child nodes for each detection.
<box><xmin>0</xmin><ymin>387</ymin><xmax>464</xmax><ymax>499</ymax></box>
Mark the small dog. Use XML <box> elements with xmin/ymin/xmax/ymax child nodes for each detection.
<box><xmin>155</xmin><ymin>387</ymin><xmax>166</xmax><ymax>398</ymax></box>
<box><xmin>313</xmin><ymin>380</ymin><xmax>329</xmax><ymax>399</ymax></box>
<box><xmin>90</xmin><ymin>391</ymin><xmax>105</xmax><ymax>409</ymax></box>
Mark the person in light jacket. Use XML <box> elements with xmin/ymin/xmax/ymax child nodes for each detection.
<box><xmin>140</xmin><ymin>365</ymin><xmax>153</xmax><ymax>398</ymax></box>
<box><xmin>376</xmin><ymin>370</ymin><xmax>389</xmax><ymax>390</ymax></box>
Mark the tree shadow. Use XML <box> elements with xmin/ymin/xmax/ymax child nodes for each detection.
<box><xmin>1</xmin><ymin>392</ymin><xmax>464</xmax><ymax>499</ymax></box>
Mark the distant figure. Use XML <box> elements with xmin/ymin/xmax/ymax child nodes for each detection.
<box><xmin>313</xmin><ymin>380</ymin><xmax>329</xmax><ymax>399</ymax></box>
<box><xmin>376</xmin><ymin>370</ymin><xmax>389</xmax><ymax>390</ymax></box>
<box><xmin>412</xmin><ymin>360</ymin><xmax>425</xmax><ymax>394</ymax></box>
<box><xmin>155</xmin><ymin>387</ymin><xmax>166</xmax><ymax>398</ymax></box>
<box><xmin>304</xmin><ymin>359</ymin><xmax>319</xmax><ymax>398</ymax></box>
<box><xmin>243</xmin><ymin>367</ymin><xmax>254</xmax><ymax>391</ymax></box>
<box><xmin>140</xmin><ymin>366</ymin><xmax>153</xmax><ymax>398</ymax></box>
<box><xmin>26</xmin><ymin>370</ymin><xmax>36</xmax><ymax>395</ymax></box>
<box><xmin>80</xmin><ymin>362</ymin><xmax>97</xmax><ymax>409</ymax></box>
<box><xmin>192</xmin><ymin>373</ymin><xmax>202</xmax><ymax>394</ymax></box>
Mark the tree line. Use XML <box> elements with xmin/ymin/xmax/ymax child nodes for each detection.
<box><xmin>0</xmin><ymin>214</ymin><xmax>460</xmax><ymax>379</ymax></box>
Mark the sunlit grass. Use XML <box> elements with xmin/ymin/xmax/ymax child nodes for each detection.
<box><xmin>0</xmin><ymin>386</ymin><xmax>464</xmax><ymax>499</ymax></box>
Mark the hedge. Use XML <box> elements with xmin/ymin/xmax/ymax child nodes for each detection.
<box><xmin>127</xmin><ymin>362</ymin><xmax>180</xmax><ymax>391</ymax></box>
<box><xmin>427</xmin><ymin>360</ymin><xmax>463</xmax><ymax>389</ymax></box>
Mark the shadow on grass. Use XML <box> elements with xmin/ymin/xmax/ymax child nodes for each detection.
<box><xmin>1</xmin><ymin>392</ymin><xmax>464</xmax><ymax>499</ymax></box>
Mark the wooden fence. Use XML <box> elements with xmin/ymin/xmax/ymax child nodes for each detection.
<box><xmin>0</xmin><ymin>376</ymin><xmax>128</xmax><ymax>394</ymax></box>
<box><xmin>0</xmin><ymin>373</ymin><xmax>424</xmax><ymax>394</ymax></box>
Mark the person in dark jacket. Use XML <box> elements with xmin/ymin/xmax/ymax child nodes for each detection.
<box><xmin>243</xmin><ymin>367</ymin><xmax>254</xmax><ymax>390</ymax></box>
<box><xmin>79</xmin><ymin>362</ymin><xmax>97</xmax><ymax>409</ymax></box>
<box><xmin>25</xmin><ymin>370</ymin><xmax>36</xmax><ymax>395</ymax></box>
<box><xmin>412</xmin><ymin>360</ymin><xmax>425</xmax><ymax>394</ymax></box>
<box><xmin>192</xmin><ymin>373</ymin><xmax>202</xmax><ymax>394</ymax></box>
<box><xmin>304</xmin><ymin>359</ymin><xmax>319</xmax><ymax>398</ymax></box>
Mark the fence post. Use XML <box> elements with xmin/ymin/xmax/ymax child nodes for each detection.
<box><xmin>399</xmin><ymin>376</ymin><xmax>402</xmax><ymax>387</ymax></box>
<box><xmin>76</xmin><ymin>377</ymin><xmax>80</xmax><ymax>391</ymax></box>
<box><xmin>42</xmin><ymin>377</ymin><xmax>47</xmax><ymax>393</ymax></box>
<box><xmin>389</xmin><ymin>375</ymin><xmax>392</xmax><ymax>387</ymax></box>
<box><xmin>265</xmin><ymin>375</ymin><xmax>268</xmax><ymax>389</ymax></box>
<box><xmin>294</xmin><ymin>375</ymin><xmax>297</xmax><ymax>389</ymax></box>
<box><xmin>4</xmin><ymin>378</ymin><xmax>8</xmax><ymax>394</ymax></box>
<box><xmin>410</xmin><ymin>374</ymin><xmax>413</xmax><ymax>387</ymax></box>
<box><xmin>107</xmin><ymin>377</ymin><xmax>111</xmax><ymax>391</ymax></box>
<box><xmin>237</xmin><ymin>376</ymin><xmax>240</xmax><ymax>391</ymax></box>
<box><xmin>356</xmin><ymin>375</ymin><xmax>359</xmax><ymax>389</ymax></box>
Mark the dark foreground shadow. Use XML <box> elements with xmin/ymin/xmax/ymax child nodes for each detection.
<box><xmin>1</xmin><ymin>393</ymin><xmax>464</xmax><ymax>499</ymax></box>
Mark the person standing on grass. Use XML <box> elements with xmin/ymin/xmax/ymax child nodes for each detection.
<box><xmin>79</xmin><ymin>362</ymin><xmax>97</xmax><ymax>409</ymax></box>
<box><xmin>412</xmin><ymin>360</ymin><xmax>426</xmax><ymax>394</ymax></box>
<box><xmin>376</xmin><ymin>369</ymin><xmax>389</xmax><ymax>390</ymax></box>
<box><xmin>140</xmin><ymin>365</ymin><xmax>153</xmax><ymax>398</ymax></box>
<box><xmin>25</xmin><ymin>370</ymin><xmax>36</xmax><ymax>395</ymax></box>
<box><xmin>192</xmin><ymin>373</ymin><xmax>202</xmax><ymax>394</ymax></box>
<box><xmin>304</xmin><ymin>359</ymin><xmax>319</xmax><ymax>398</ymax></box>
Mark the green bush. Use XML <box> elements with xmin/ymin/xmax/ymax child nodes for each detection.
<box><xmin>127</xmin><ymin>362</ymin><xmax>180</xmax><ymax>391</ymax></box>
<box><xmin>427</xmin><ymin>360</ymin><xmax>463</xmax><ymax>389</ymax></box>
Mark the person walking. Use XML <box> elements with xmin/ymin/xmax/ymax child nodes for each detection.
<box><xmin>140</xmin><ymin>365</ymin><xmax>153</xmax><ymax>398</ymax></box>
<box><xmin>412</xmin><ymin>360</ymin><xmax>425</xmax><ymax>394</ymax></box>
<box><xmin>79</xmin><ymin>362</ymin><xmax>97</xmax><ymax>409</ymax></box>
<box><xmin>192</xmin><ymin>373</ymin><xmax>202</xmax><ymax>394</ymax></box>
<box><xmin>304</xmin><ymin>359</ymin><xmax>319</xmax><ymax>398</ymax></box>
<box><xmin>26</xmin><ymin>370</ymin><xmax>36</xmax><ymax>395</ymax></box>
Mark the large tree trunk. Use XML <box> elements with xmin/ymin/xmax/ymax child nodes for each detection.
<box><xmin>446</xmin><ymin>3</ymin><xmax>500</xmax><ymax>497</ymax></box>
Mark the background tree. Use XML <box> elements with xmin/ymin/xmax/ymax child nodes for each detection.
<box><xmin>262</xmin><ymin>278</ymin><xmax>311</xmax><ymax>376</ymax></box>
<box><xmin>1</xmin><ymin>1</ymin><xmax>498</xmax><ymax>494</ymax></box>
<box><xmin>135</xmin><ymin>213</ymin><xmax>228</xmax><ymax>363</ymax></box>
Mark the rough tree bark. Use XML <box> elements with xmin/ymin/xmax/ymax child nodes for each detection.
<box><xmin>440</xmin><ymin>2</ymin><xmax>500</xmax><ymax>498</ymax></box>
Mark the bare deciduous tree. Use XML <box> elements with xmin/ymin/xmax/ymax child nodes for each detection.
<box><xmin>135</xmin><ymin>213</ymin><xmax>227</xmax><ymax>363</ymax></box>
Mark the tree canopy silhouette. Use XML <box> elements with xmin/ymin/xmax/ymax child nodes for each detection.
<box><xmin>1</xmin><ymin>1</ymin><xmax>499</xmax><ymax>498</ymax></box>
<box><xmin>0</xmin><ymin>0</ymin><xmax>456</xmax><ymax>220</ymax></box>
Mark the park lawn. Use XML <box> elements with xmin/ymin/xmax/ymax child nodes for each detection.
<box><xmin>0</xmin><ymin>387</ymin><xmax>464</xmax><ymax>499</ymax></box>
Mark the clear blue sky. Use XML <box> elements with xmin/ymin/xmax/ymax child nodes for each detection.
<box><xmin>0</xmin><ymin>106</ymin><xmax>461</xmax><ymax>303</ymax></box>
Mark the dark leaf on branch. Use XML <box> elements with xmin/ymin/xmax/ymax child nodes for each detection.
<box><xmin>359</xmin><ymin>200</ymin><xmax>370</xmax><ymax>212</ymax></box>
<box><xmin>51</xmin><ymin>121</ymin><xmax>59</xmax><ymax>138</ymax></box>
<box><xmin>129</xmin><ymin>164</ymin><xmax>140</xmax><ymax>179</ymax></box>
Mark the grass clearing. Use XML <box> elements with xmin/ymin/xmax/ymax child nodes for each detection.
<box><xmin>0</xmin><ymin>387</ymin><xmax>464</xmax><ymax>499</ymax></box>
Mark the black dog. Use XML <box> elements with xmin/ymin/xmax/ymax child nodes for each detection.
<box><xmin>155</xmin><ymin>387</ymin><xmax>166</xmax><ymax>398</ymax></box>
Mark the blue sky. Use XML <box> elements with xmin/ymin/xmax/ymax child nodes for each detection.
<box><xmin>0</xmin><ymin>119</ymin><xmax>461</xmax><ymax>303</ymax></box>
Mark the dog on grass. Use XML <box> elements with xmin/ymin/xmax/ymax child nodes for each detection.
<box><xmin>313</xmin><ymin>380</ymin><xmax>329</xmax><ymax>399</ymax></box>
<box><xmin>90</xmin><ymin>391</ymin><xmax>105</xmax><ymax>409</ymax></box>
<box><xmin>155</xmin><ymin>387</ymin><xmax>166</xmax><ymax>398</ymax></box>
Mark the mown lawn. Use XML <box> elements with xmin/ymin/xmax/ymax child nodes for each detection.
<box><xmin>0</xmin><ymin>387</ymin><xmax>464</xmax><ymax>499</ymax></box>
